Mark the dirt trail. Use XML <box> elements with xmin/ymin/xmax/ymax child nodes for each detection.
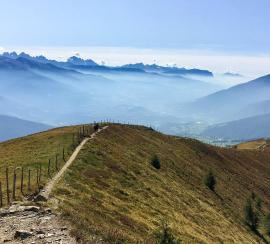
<box><xmin>0</xmin><ymin>126</ymin><xmax>108</xmax><ymax>244</ymax></box>
<box><xmin>0</xmin><ymin>204</ymin><xmax>78</xmax><ymax>243</ymax></box>
<box><xmin>38</xmin><ymin>125</ymin><xmax>108</xmax><ymax>201</ymax></box>
<box><xmin>256</xmin><ymin>141</ymin><xmax>269</xmax><ymax>151</ymax></box>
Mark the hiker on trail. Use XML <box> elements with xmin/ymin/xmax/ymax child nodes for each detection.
<box><xmin>94</xmin><ymin>123</ymin><xmax>99</xmax><ymax>132</ymax></box>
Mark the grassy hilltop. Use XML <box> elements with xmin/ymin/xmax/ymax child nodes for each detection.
<box><xmin>51</xmin><ymin>124</ymin><xmax>270</xmax><ymax>243</ymax></box>
<box><xmin>1</xmin><ymin>124</ymin><xmax>270</xmax><ymax>243</ymax></box>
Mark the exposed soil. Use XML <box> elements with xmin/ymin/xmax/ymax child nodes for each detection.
<box><xmin>0</xmin><ymin>126</ymin><xmax>108</xmax><ymax>244</ymax></box>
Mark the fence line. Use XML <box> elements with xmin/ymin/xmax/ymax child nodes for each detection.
<box><xmin>0</xmin><ymin>121</ymin><xmax>152</xmax><ymax>207</ymax></box>
<box><xmin>0</xmin><ymin>124</ymin><xmax>96</xmax><ymax>207</ymax></box>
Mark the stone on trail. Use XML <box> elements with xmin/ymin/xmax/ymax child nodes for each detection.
<box><xmin>14</xmin><ymin>230</ymin><xmax>33</xmax><ymax>239</ymax></box>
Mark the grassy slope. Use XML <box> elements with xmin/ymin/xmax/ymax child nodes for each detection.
<box><xmin>0</xmin><ymin>125</ymin><xmax>92</xmax><ymax>202</ymax></box>
<box><xmin>53</xmin><ymin>125</ymin><xmax>270</xmax><ymax>243</ymax></box>
<box><xmin>236</xmin><ymin>139</ymin><xmax>270</xmax><ymax>150</ymax></box>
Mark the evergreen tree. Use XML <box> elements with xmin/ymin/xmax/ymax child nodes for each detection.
<box><xmin>263</xmin><ymin>213</ymin><xmax>270</xmax><ymax>236</ymax></box>
<box><xmin>204</xmin><ymin>170</ymin><xmax>216</xmax><ymax>191</ymax></box>
<box><xmin>154</xmin><ymin>221</ymin><xmax>180</xmax><ymax>244</ymax></box>
<box><xmin>151</xmin><ymin>155</ymin><xmax>161</xmax><ymax>169</ymax></box>
<box><xmin>244</xmin><ymin>196</ymin><xmax>259</xmax><ymax>231</ymax></box>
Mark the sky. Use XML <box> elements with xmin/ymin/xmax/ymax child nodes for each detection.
<box><xmin>1</xmin><ymin>0</ymin><xmax>270</xmax><ymax>76</ymax></box>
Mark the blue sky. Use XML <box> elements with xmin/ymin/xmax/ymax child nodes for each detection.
<box><xmin>1</xmin><ymin>0</ymin><xmax>270</xmax><ymax>51</ymax></box>
<box><xmin>1</xmin><ymin>0</ymin><xmax>270</xmax><ymax>76</ymax></box>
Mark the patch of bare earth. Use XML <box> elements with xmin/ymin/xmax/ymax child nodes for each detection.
<box><xmin>0</xmin><ymin>204</ymin><xmax>77</xmax><ymax>243</ymax></box>
<box><xmin>0</xmin><ymin>126</ymin><xmax>109</xmax><ymax>244</ymax></box>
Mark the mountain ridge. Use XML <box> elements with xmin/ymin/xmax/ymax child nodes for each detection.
<box><xmin>183</xmin><ymin>74</ymin><xmax>270</xmax><ymax>122</ymax></box>
<box><xmin>0</xmin><ymin>114</ymin><xmax>52</xmax><ymax>142</ymax></box>
<box><xmin>0</xmin><ymin>52</ymin><xmax>213</xmax><ymax>76</ymax></box>
<box><xmin>201</xmin><ymin>113</ymin><xmax>270</xmax><ymax>140</ymax></box>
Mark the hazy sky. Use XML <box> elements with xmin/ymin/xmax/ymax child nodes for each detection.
<box><xmin>1</xmin><ymin>0</ymin><xmax>270</xmax><ymax>76</ymax></box>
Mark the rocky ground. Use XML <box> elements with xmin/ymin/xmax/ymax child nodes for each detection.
<box><xmin>0</xmin><ymin>127</ymin><xmax>109</xmax><ymax>244</ymax></box>
<box><xmin>0</xmin><ymin>203</ymin><xmax>77</xmax><ymax>244</ymax></box>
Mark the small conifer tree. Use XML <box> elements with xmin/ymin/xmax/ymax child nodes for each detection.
<box><xmin>204</xmin><ymin>170</ymin><xmax>216</xmax><ymax>191</ymax></box>
<box><xmin>154</xmin><ymin>221</ymin><xmax>180</xmax><ymax>244</ymax></box>
<box><xmin>264</xmin><ymin>213</ymin><xmax>270</xmax><ymax>236</ymax></box>
<box><xmin>151</xmin><ymin>155</ymin><xmax>161</xmax><ymax>169</ymax></box>
<box><xmin>244</xmin><ymin>196</ymin><xmax>260</xmax><ymax>232</ymax></box>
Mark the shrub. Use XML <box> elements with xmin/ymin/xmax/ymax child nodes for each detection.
<box><xmin>254</xmin><ymin>196</ymin><xmax>262</xmax><ymax>210</ymax></box>
<box><xmin>244</xmin><ymin>197</ymin><xmax>259</xmax><ymax>231</ymax></box>
<box><xmin>151</xmin><ymin>155</ymin><xmax>161</xmax><ymax>169</ymax></box>
<box><xmin>154</xmin><ymin>221</ymin><xmax>180</xmax><ymax>244</ymax></box>
<box><xmin>264</xmin><ymin>213</ymin><xmax>270</xmax><ymax>236</ymax></box>
<box><xmin>204</xmin><ymin>170</ymin><xmax>216</xmax><ymax>191</ymax></box>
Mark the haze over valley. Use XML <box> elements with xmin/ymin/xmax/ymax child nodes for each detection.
<box><xmin>1</xmin><ymin>51</ymin><xmax>270</xmax><ymax>143</ymax></box>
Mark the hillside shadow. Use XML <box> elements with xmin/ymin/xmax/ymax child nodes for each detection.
<box><xmin>253</xmin><ymin>229</ymin><xmax>269</xmax><ymax>244</ymax></box>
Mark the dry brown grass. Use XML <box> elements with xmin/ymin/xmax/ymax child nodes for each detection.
<box><xmin>52</xmin><ymin>124</ymin><xmax>270</xmax><ymax>243</ymax></box>
<box><xmin>0</xmin><ymin>125</ymin><xmax>93</xmax><ymax>204</ymax></box>
<box><xmin>236</xmin><ymin>139</ymin><xmax>270</xmax><ymax>150</ymax></box>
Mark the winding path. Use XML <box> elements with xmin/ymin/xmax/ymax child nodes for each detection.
<box><xmin>0</xmin><ymin>126</ymin><xmax>108</xmax><ymax>243</ymax></box>
<box><xmin>39</xmin><ymin>126</ymin><xmax>108</xmax><ymax>200</ymax></box>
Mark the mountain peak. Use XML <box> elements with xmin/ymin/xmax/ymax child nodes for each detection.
<box><xmin>122</xmin><ymin>62</ymin><xmax>213</xmax><ymax>76</ymax></box>
<box><xmin>67</xmin><ymin>56</ymin><xmax>98</xmax><ymax>66</ymax></box>
<box><xmin>2</xmin><ymin>51</ymin><xmax>19</xmax><ymax>59</ymax></box>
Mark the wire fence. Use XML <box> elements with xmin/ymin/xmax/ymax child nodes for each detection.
<box><xmin>0</xmin><ymin>124</ymin><xmax>94</xmax><ymax>208</ymax></box>
<box><xmin>0</xmin><ymin>121</ymin><xmax>154</xmax><ymax>208</ymax></box>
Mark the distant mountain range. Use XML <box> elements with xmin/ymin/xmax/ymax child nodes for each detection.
<box><xmin>1</xmin><ymin>51</ymin><xmax>98</xmax><ymax>67</ymax></box>
<box><xmin>223</xmin><ymin>72</ymin><xmax>242</xmax><ymax>77</ymax></box>
<box><xmin>121</xmin><ymin>63</ymin><xmax>213</xmax><ymax>76</ymax></box>
<box><xmin>0</xmin><ymin>52</ymin><xmax>220</xmax><ymax>136</ymax></box>
<box><xmin>1</xmin><ymin>51</ymin><xmax>270</xmax><ymax>142</ymax></box>
<box><xmin>0</xmin><ymin>52</ymin><xmax>213</xmax><ymax>76</ymax></box>
<box><xmin>183</xmin><ymin>74</ymin><xmax>270</xmax><ymax>122</ymax></box>
<box><xmin>0</xmin><ymin>115</ymin><xmax>51</xmax><ymax>141</ymax></box>
<box><xmin>201</xmin><ymin>113</ymin><xmax>270</xmax><ymax>140</ymax></box>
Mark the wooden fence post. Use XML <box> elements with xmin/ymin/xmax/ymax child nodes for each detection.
<box><xmin>77</xmin><ymin>130</ymin><xmax>79</xmax><ymax>144</ymax></box>
<box><xmin>6</xmin><ymin>167</ymin><xmax>10</xmax><ymax>205</ymax></box>
<box><xmin>48</xmin><ymin>159</ymin><xmax>51</xmax><ymax>178</ymax></box>
<box><xmin>62</xmin><ymin>148</ymin><xmax>65</xmax><ymax>162</ymax></box>
<box><xmin>28</xmin><ymin>169</ymin><xmax>31</xmax><ymax>191</ymax></box>
<box><xmin>78</xmin><ymin>128</ymin><xmax>81</xmax><ymax>141</ymax></box>
<box><xmin>0</xmin><ymin>181</ymin><xmax>2</xmax><ymax>207</ymax></box>
<box><xmin>20</xmin><ymin>167</ymin><xmax>24</xmax><ymax>194</ymax></box>
<box><xmin>12</xmin><ymin>169</ymin><xmax>16</xmax><ymax>201</ymax></box>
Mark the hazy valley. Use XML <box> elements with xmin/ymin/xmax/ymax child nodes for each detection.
<box><xmin>1</xmin><ymin>52</ymin><xmax>270</xmax><ymax>144</ymax></box>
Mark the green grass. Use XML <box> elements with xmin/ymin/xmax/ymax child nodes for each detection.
<box><xmin>0</xmin><ymin>124</ymin><xmax>93</xmax><ymax>204</ymax></box>
<box><xmin>53</xmin><ymin>124</ymin><xmax>270</xmax><ymax>243</ymax></box>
